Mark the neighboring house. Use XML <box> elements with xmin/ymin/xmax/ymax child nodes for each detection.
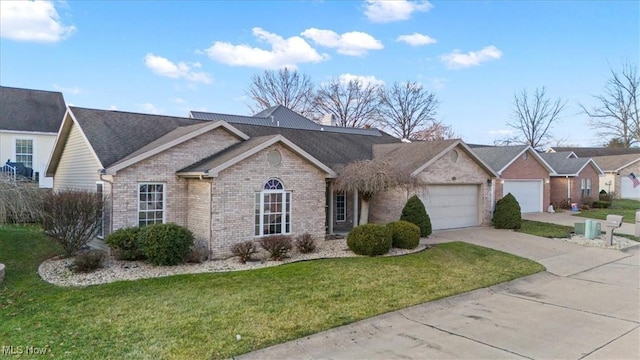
<box><xmin>369</xmin><ymin>140</ymin><xmax>498</xmax><ymax>230</ymax></box>
<box><xmin>546</xmin><ymin>146</ymin><xmax>640</xmax><ymax>157</ymax></box>
<box><xmin>0</xmin><ymin>86</ymin><xmax>66</xmax><ymax>187</ymax></box>
<box><xmin>539</xmin><ymin>152</ymin><xmax>604</xmax><ymax>206</ymax></box>
<box><xmin>471</xmin><ymin>145</ymin><xmax>555</xmax><ymax>213</ymax></box>
<box><xmin>592</xmin><ymin>154</ymin><xmax>640</xmax><ymax>199</ymax></box>
<box><xmin>47</xmin><ymin>106</ymin><xmax>500</xmax><ymax>258</ymax></box>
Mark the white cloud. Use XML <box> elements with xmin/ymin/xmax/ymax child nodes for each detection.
<box><xmin>108</xmin><ymin>105</ymin><xmax>118</xmax><ymax>111</ymax></box>
<box><xmin>204</xmin><ymin>27</ymin><xmax>328</xmax><ymax>69</ymax></box>
<box><xmin>396</xmin><ymin>33</ymin><xmax>437</xmax><ymax>46</ymax></box>
<box><xmin>364</xmin><ymin>0</ymin><xmax>433</xmax><ymax>23</ymax></box>
<box><xmin>53</xmin><ymin>84</ymin><xmax>80</xmax><ymax>95</ymax></box>
<box><xmin>139</xmin><ymin>103</ymin><xmax>161</xmax><ymax>115</ymax></box>
<box><xmin>488</xmin><ymin>129</ymin><xmax>515</xmax><ymax>136</ymax></box>
<box><xmin>338</xmin><ymin>73</ymin><xmax>385</xmax><ymax>87</ymax></box>
<box><xmin>440</xmin><ymin>45</ymin><xmax>502</xmax><ymax>69</ymax></box>
<box><xmin>144</xmin><ymin>54</ymin><xmax>212</xmax><ymax>84</ymax></box>
<box><xmin>171</xmin><ymin>97</ymin><xmax>186</xmax><ymax>104</ymax></box>
<box><xmin>0</xmin><ymin>0</ymin><xmax>76</xmax><ymax>42</ymax></box>
<box><xmin>301</xmin><ymin>28</ymin><xmax>383</xmax><ymax>56</ymax></box>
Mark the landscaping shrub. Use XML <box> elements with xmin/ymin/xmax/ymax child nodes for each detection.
<box><xmin>137</xmin><ymin>223</ymin><xmax>194</xmax><ymax>266</ymax></box>
<box><xmin>71</xmin><ymin>250</ymin><xmax>105</xmax><ymax>273</ymax></box>
<box><xmin>42</xmin><ymin>189</ymin><xmax>105</xmax><ymax>256</ymax></box>
<box><xmin>0</xmin><ymin>179</ymin><xmax>44</xmax><ymax>224</ymax></box>
<box><xmin>231</xmin><ymin>241</ymin><xmax>257</xmax><ymax>264</ymax></box>
<box><xmin>260</xmin><ymin>235</ymin><xmax>293</xmax><ymax>261</ymax></box>
<box><xmin>592</xmin><ymin>200</ymin><xmax>612</xmax><ymax>209</ymax></box>
<box><xmin>187</xmin><ymin>240</ymin><xmax>210</xmax><ymax>263</ymax></box>
<box><xmin>581</xmin><ymin>196</ymin><xmax>595</xmax><ymax>209</ymax></box>
<box><xmin>599</xmin><ymin>190</ymin><xmax>613</xmax><ymax>202</ymax></box>
<box><xmin>105</xmin><ymin>227</ymin><xmax>144</xmax><ymax>260</ymax></box>
<box><xmin>347</xmin><ymin>223</ymin><xmax>392</xmax><ymax>256</ymax></box>
<box><xmin>400</xmin><ymin>195</ymin><xmax>432</xmax><ymax>237</ymax></box>
<box><xmin>294</xmin><ymin>232</ymin><xmax>317</xmax><ymax>254</ymax></box>
<box><xmin>492</xmin><ymin>193</ymin><xmax>522</xmax><ymax>229</ymax></box>
<box><xmin>552</xmin><ymin>199</ymin><xmax>572</xmax><ymax>210</ymax></box>
<box><xmin>387</xmin><ymin>220</ymin><xmax>420</xmax><ymax>249</ymax></box>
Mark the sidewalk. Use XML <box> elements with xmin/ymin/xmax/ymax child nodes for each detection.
<box><xmin>523</xmin><ymin>211</ymin><xmax>638</xmax><ymax>236</ymax></box>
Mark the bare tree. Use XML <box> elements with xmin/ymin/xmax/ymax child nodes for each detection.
<box><xmin>334</xmin><ymin>160</ymin><xmax>408</xmax><ymax>225</ymax></box>
<box><xmin>378</xmin><ymin>81</ymin><xmax>439</xmax><ymax>139</ymax></box>
<box><xmin>0</xmin><ymin>177</ymin><xmax>44</xmax><ymax>224</ymax></box>
<box><xmin>581</xmin><ymin>62</ymin><xmax>639</xmax><ymax>147</ymax></box>
<box><xmin>313</xmin><ymin>78</ymin><xmax>381</xmax><ymax>128</ymax></box>
<box><xmin>245</xmin><ymin>67</ymin><xmax>316</xmax><ymax>117</ymax></box>
<box><xmin>507</xmin><ymin>87</ymin><xmax>566</xmax><ymax>149</ymax></box>
<box><xmin>411</xmin><ymin>120</ymin><xmax>456</xmax><ymax>141</ymax></box>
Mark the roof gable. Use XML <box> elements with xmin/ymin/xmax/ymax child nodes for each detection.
<box><xmin>546</xmin><ymin>146</ymin><xmax>640</xmax><ymax>157</ymax></box>
<box><xmin>0</xmin><ymin>86</ymin><xmax>66</xmax><ymax>133</ymax></box>
<box><xmin>471</xmin><ymin>145</ymin><xmax>555</xmax><ymax>175</ymax></box>
<box><xmin>592</xmin><ymin>154</ymin><xmax>640</xmax><ymax>172</ymax></box>
<box><xmin>540</xmin><ymin>153</ymin><xmax>604</xmax><ymax>176</ymax></box>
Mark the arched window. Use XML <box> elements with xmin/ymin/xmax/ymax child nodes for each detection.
<box><xmin>255</xmin><ymin>178</ymin><xmax>291</xmax><ymax>236</ymax></box>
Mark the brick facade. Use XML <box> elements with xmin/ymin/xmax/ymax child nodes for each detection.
<box><xmin>496</xmin><ymin>151</ymin><xmax>551</xmax><ymax>209</ymax></box>
<box><xmin>369</xmin><ymin>146</ymin><xmax>493</xmax><ymax>226</ymax></box>
<box><xmin>549</xmin><ymin>163</ymin><xmax>601</xmax><ymax>206</ymax></box>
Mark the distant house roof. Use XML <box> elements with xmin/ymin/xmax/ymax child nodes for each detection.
<box><xmin>0</xmin><ymin>86</ymin><xmax>66</xmax><ymax>133</ymax></box>
<box><xmin>546</xmin><ymin>146</ymin><xmax>640</xmax><ymax>157</ymax></box>
<box><xmin>470</xmin><ymin>145</ymin><xmax>555</xmax><ymax>175</ymax></box>
<box><xmin>539</xmin><ymin>152</ymin><xmax>604</xmax><ymax>176</ymax></box>
<box><xmin>190</xmin><ymin>105</ymin><xmax>385</xmax><ymax>136</ymax></box>
<box><xmin>592</xmin><ymin>154</ymin><xmax>640</xmax><ymax>172</ymax></box>
<box><xmin>373</xmin><ymin>139</ymin><xmax>498</xmax><ymax>177</ymax></box>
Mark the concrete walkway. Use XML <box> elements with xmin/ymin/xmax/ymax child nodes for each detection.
<box><xmin>523</xmin><ymin>211</ymin><xmax>638</xmax><ymax>236</ymax></box>
<box><xmin>237</xmin><ymin>227</ymin><xmax>639</xmax><ymax>359</ymax></box>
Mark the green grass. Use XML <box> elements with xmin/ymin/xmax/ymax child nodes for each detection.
<box><xmin>519</xmin><ymin>220</ymin><xmax>573</xmax><ymax>238</ymax></box>
<box><xmin>574</xmin><ymin>198</ymin><xmax>640</xmax><ymax>224</ymax></box>
<box><xmin>1</xmin><ymin>225</ymin><xmax>544</xmax><ymax>359</ymax></box>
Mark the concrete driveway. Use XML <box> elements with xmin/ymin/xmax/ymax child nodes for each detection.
<box><xmin>237</xmin><ymin>227</ymin><xmax>639</xmax><ymax>360</ymax></box>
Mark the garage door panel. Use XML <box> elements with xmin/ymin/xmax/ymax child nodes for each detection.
<box><xmin>420</xmin><ymin>185</ymin><xmax>479</xmax><ymax>230</ymax></box>
<box><xmin>503</xmin><ymin>181</ymin><xmax>542</xmax><ymax>213</ymax></box>
<box><xmin>621</xmin><ymin>178</ymin><xmax>640</xmax><ymax>199</ymax></box>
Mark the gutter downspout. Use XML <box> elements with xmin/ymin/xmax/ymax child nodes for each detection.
<box><xmin>99</xmin><ymin>170</ymin><xmax>114</xmax><ymax>250</ymax></box>
<box><xmin>353</xmin><ymin>191</ymin><xmax>359</xmax><ymax>228</ymax></box>
<box><xmin>327</xmin><ymin>181</ymin><xmax>334</xmax><ymax>235</ymax></box>
<box><xmin>566</xmin><ymin>176</ymin><xmax>570</xmax><ymax>203</ymax></box>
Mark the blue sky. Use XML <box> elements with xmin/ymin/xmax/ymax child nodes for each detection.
<box><xmin>1</xmin><ymin>0</ymin><xmax>638</xmax><ymax>146</ymax></box>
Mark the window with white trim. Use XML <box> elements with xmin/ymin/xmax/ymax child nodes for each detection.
<box><xmin>580</xmin><ymin>178</ymin><xmax>586</xmax><ymax>198</ymax></box>
<box><xmin>96</xmin><ymin>182</ymin><xmax>104</xmax><ymax>238</ymax></box>
<box><xmin>336</xmin><ymin>192</ymin><xmax>346</xmax><ymax>222</ymax></box>
<box><xmin>255</xmin><ymin>179</ymin><xmax>291</xmax><ymax>236</ymax></box>
<box><xmin>586</xmin><ymin>179</ymin><xmax>592</xmax><ymax>197</ymax></box>
<box><xmin>15</xmin><ymin>139</ymin><xmax>33</xmax><ymax>168</ymax></box>
<box><xmin>138</xmin><ymin>183</ymin><xmax>165</xmax><ymax>227</ymax></box>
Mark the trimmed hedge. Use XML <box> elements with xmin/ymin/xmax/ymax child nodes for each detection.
<box><xmin>492</xmin><ymin>193</ymin><xmax>522</xmax><ymax>229</ymax></box>
<box><xmin>400</xmin><ymin>195</ymin><xmax>432</xmax><ymax>237</ymax></box>
<box><xmin>347</xmin><ymin>224</ymin><xmax>392</xmax><ymax>256</ymax></box>
<box><xmin>387</xmin><ymin>220</ymin><xmax>420</xmax><ymax>249</ymax></box>
<box><xmin>105</xmin><ymin>227</ymin><xmax>144</xmax><ymax>260</ymax></box>
<box><xmin>592</xmin><ymin>200</ymin><xmax>612</xmax><ymax>209</ymax></box>
<box><xmin>137</xmin><ymin>223</ymin><xmax>194</xmax><ymax>266</ymax></box>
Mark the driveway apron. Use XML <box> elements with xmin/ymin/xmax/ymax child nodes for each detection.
<box><xmin>237</xmin><ymin>227</ymin><xmax>640</xmax><ymax>360</ymax></box>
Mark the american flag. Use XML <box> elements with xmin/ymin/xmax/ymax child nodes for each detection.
<box><xmin>629</xmin><ymin>173</ymin><xmax>640</xmax><ymax>188</ymax></box>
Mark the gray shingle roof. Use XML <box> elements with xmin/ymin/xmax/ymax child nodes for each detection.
<box><xmin>70</xmin><ymin>107</ymin><xmax>202</xmax><ymax>168</ymax></box>
<box><xmin>470</xmin><ymin>145</ymin><xmax>529</xmax><ymax>173</ymax></box>
<box><xmin>179</xmin><ymin>135</ymin><xmax>278</xmax><ymax>173</ymax></box>
<box><xmin>372</xmin><ymin>140</ymin><xmax>459</xmax><ymax>175</ymax></box>
<box><xmin>0</xmin><ymin>86</ymin><xmax>66</xmax><ymax>133</ymax></box>
<box><xmin>592</xmin><ymin>154</ymin><xmax>640</xmax><ymax>172</ymax></box>
<box><xmin>539</xmin><ymin>152</ymin><xmax>595</xmax><ymax>175</ymax></box>
<box><xmin>548</xmin><ymin>146</ymin><xmax>640</xmax><ymax>157</ymax></box>
<box><xmin>190</xmin><ymin>105</ymin><xmax>385</xmax><ymax>136</ymax></box>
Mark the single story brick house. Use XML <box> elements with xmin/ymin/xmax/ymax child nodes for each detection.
<box><xmin>46</xmin><ymin>106</ymin><xmax>502</xmax><ymax>258</ymax></box>
<box><xmin>592</xmin><ymin>154</ymin><xmax>640</xmax><ymax>199</ymax></box>
<box><xmin>539</xmin><ymin>152</ymin><xmax>604</xmax><ymax>206</ymax></box>
<box><xmin>470</xmin><ymin>145</ymin><xmax>554</xmax><ymax>213</ymax></box>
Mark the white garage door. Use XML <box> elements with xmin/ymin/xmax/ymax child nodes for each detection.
<box><xmin>419</xmin><ymin>185</ymin><xmax>479</xmax><ymax>230</ymax></box>
<box><xmin>503</xmin><ymin>180</ymin><xmax>543</xmax><ymax>213</ymax></box>
<box><xmin>621</xmin><ymin>177</ymin><xmax>640</xmax><ymax>199</ymax></box>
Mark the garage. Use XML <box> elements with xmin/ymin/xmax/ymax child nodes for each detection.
<box><xmin>419</xmin><ymin>184</ymin><xmax>480</xmax><ymax>230</ymax></box>
<box><xmin>502</xmin><ymin>180</ymin><xmax>543</xmax><ymax>213</ymax></box>
<box><xmin>620</xmin><ymin>177</ymin><xmax>640</xmax><ymax>199</ymax></box>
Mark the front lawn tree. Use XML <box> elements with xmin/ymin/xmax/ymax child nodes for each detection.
<box><xmin>411</xmin><ymin>120</ymin><xmax>456</xmax><ymax>141</ymax></box>
<box><xmin>507</xmin><ymin>87</ymin><xmax>566</xmax><ymax>149</ymax></box>
<box><xmin>334</xmin><ymin>160</ymin><xmax>406</xmax><ymax>225</ymax></box>
<box><xmin>313</xmin><ymin>78</ymin><xmax>381</xmax><ymax>128</ymax></box>
<box><xmin>378</xmin><ymin>81</ymin><xmax>439</xmax><ymax>140</ymax></box>
<box><xmin>245</xmin><ymin>67</ymin><xmax>316</xmax><ymax>117</ymax></box>
<box><xmin>581</xmin><ymin>62</ymin><xmax>639</xmax><ymax>147</ymax></box>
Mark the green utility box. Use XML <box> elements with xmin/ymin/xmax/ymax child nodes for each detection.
<box><xmin>575</xmin><ymin>222</ymin><xmax>585</xmax><ymax>235</ymax></box>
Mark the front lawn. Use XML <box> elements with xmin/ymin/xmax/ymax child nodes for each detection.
<box><xmin>574</xmin><ymin>198</ymin><xmax>640</xmax><ymax>224</ymax></box>
<box><xmin>1</xmin><ymin>225</ymin><xmax>543</xmax><ymax>359</ymax></box>
<box><xmin>519</xmin><ymin>220</ymin><xmax>573</xmax><ymax>238</ymax></box>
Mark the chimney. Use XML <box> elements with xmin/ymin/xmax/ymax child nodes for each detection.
<box><xmin>321</xmin><ymin>114</ymin><xmax>336</xmax><ymax>127</ymax></box>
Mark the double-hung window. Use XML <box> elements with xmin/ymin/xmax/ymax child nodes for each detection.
<box><xmin>586</xmin><ymin>179</ymin><xmax>592</xmax><ymax>197</ymax></box>
<box><xmin>138</xmin><ymin>183</ymin><xmax>165</xmax><ymax>227</ymax></box>
<box><xmin>255</xmin><ymin>179</ymin><xmax>291</xmax><ymax>236</ymax></box>
<box><xmin>336</xmin><ymin>192</ymin><xmax>346</xmax><ymax>222</ymax></box>
<box><xmin>580</xmin><ymin>178</ymin><xmax>586</xmax><ymax>198</ymax></box>
<box><xmin>15</xmin><ymin>139</ymin><xmax>33</xmax><ymax>169</ymax></box>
